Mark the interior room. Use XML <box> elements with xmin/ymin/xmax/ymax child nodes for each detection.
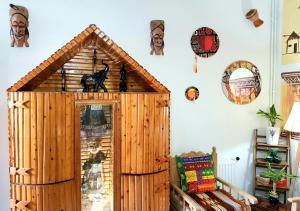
<box><xmin>1</xmin><ymin>0</ymin><xmax>300</xmax><ymax>210</ymax></box>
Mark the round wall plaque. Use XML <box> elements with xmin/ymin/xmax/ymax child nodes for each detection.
<box><xmin>185</xmin><ymin>86</ymin><xmax>199</xmax><ymax>101</ymax></box>
<box><xmin>190</xmin><ymin>27</ymin><xmax>220</xmax><ymax>58</ymax></box>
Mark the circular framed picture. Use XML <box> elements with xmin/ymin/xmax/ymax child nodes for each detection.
<box><xmin>190</xmin><ymin>27</ymin><xmax>220</xmax><ymax>58</ymax></box>
<box><xmin>185</xmin><ymin>86</ymin><xmax>199</xmax><ymax>101</ymax></box>
<box><xmin>221</xmin><ymin>60</ymin><xmax>261</xmax><ymax>105</ymax></box>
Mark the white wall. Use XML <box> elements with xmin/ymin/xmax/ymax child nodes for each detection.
<box><xmin>0</xmin><ymin>0</ymin><xmax>273</xmax><ymax>208</ymax></box>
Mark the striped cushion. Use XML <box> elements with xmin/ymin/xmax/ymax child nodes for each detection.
<box><xmin>188</xmin><ymin>190</ymin><xmax>244</xmax><ymax>211</ymax></box>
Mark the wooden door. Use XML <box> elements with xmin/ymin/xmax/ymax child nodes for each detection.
<box><xmin>120</xmin><ymin>93</ymin><xmax>170</xmax><ymax>174</ymax></box>
<box><xmin>8</xmin><ymin>92</ymin><xmax>75</xmax><ymax>185</ymax></box>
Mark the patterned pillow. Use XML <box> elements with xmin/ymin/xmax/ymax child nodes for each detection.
<box><xmin>176</xmin><ymin>154</ymin><xmax>216</xmax><ymax>193</ymax></box>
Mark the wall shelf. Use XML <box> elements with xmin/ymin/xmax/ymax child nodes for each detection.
<box><xmin>253</xmin><ymin>129</ymin><xmax>291</xmax><ymax>203</ymax></box>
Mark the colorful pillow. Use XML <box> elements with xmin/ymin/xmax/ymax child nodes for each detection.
<box><xmin>176</xmin><ymin>154</ymin><xmax>216</xmax><ymax>193</ymax></box>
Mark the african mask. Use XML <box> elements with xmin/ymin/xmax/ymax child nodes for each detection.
<box><xmin>9</xmin><ymin>4</ymin><xmax>29</xmax><ymax>47</ymax></box>
<box><xmin>150</xmin><ymin>20</ymin><xmax>165</xmax><ymax>55</ymax></box>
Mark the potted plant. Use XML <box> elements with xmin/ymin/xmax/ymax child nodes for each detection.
<box><xmin>265</xmin><ymin>149</ymin><xmax>282</xmax><ymax>164</ymax></box>
<box><xmin>260</xmin><ymin>163</ymin><xmax>299</xmax><ymax>204</ymax></box>
<box><xmin>268</xmin><ymin>191</ymin><xmax>279</xmax><ymax>204</ymax></box>
<box><xmin>257</xmin><ymin>104</ymin><xmax>282</xmax><ymax>145</ymax></box>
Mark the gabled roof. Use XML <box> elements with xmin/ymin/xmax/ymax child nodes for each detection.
<box><xmin>287</xmin><ymin>31</ymin><xmax>300</xmax><ymax>41</ymax></box>
<box><xmin>8</xmin><ymin>24</ymin><xmax>169</xmax><ymax>93</ymax></box>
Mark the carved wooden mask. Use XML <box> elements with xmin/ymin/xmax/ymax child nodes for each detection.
<box><xmin>150</xmin><ymin>20</ymin><xmax>165</xmax><ymax>56</ymax></box>
<box><xmin>9</xmin><ymin>4</ymin><xmax>29</xmax><ymax>47</ymax></box>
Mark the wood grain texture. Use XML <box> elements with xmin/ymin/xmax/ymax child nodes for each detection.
<box><xmin>120</xmin><ymin>170</ymin><xmax>169</xmax><ymax>211</ymax></box>
<box><xmin>8</xmin><ymin>87</ymin><xmax>170</xmax><ymax>210</ymax></box>
<box><xmin>8</xmin><ymin>92</ymin><xmax>75</xmax><ymax>185</ymax></box>
<box><xmin>10</xmin><ymin>180</ymin><xmax>76</xmax><ymax>211</ymax></box>
<box><xmin>33</xmin><ymin>45</ymin><xmax>155</xmax><ymax>93</ymax></box>
<box><xmin>121</xmin><ymin>93</ymin><xmax>170</xmax><ymax>174</ymax></box>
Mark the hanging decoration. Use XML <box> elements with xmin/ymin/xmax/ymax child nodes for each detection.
<box><xmin>190</xmin><ymin>27</ymin><xmax>220</xmax><ymax>73</ymax></box>
<box><xmin>150</xmin><ymin>20</ymin><xmax>165</xmax><ymax>55</ymax></box>
<box><xmin>245</xmin><ymin>9</ymin><xmax>264</xmax><ymax>28</ymax></box>
<box><xmin>80</xmin><ymin>47</ymin><xmax>110</xmax><ymax>92</ymax></box>
<box><xmin>119</xmin><ymin>64</ymin><xmax>127</xmax><ymax>92</ymax></box>
<box><xmin>185</xmin><ymin>86</ymin><xmax>199</xmax><ymax>101</ymax></box>
<box><xmin>61</xmin><ymin>65</ymin><xmax>66</xmax><ymax>91</ymax></box>
<box><xmin>9</xmin><ymin>4</ymin><xmax>29</xmax><ymax>47</ymax></box>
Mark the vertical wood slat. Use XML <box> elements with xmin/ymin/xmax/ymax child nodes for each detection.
<box><xmin>143</xmin><ymin>95</ymin><xmax>150</xmax><ymax>174</ymax></box>
<box><xmin>154</xmin><ymin>94</ymin><xmax>159</xmax><ymax>173</ymax></box>
<box><xmin>74</xmin><ymin>106</ymin><xmax>81</xmax><ymax>211</ymax></box>
<box><xmin>49</xmin><ymin>92</ymin><xmax>56</xmax><ymax>183</ymax></box>
<box><xmin>125</xmin><ymin>95</ymin><xmax>132</xmax><ymax>173</ymax></box>
<box><xmin>113</xmin><ymin>102</ymin><xmax>122</xmax><ymax>211</ymax></box>
<box><xmin>30</xmin><ymin>93</ymin><xmax>37</xmax><ymax>184</ymax></box>
<box><xmin>10</xmin><ymin>180</ymin><xmax>75</xmax><ymax>211</ymax></box>
<box><xmin>9</xmin><ymin>92</ymin><xmax>74</xmax><ymax>185</ymax></box>
<box><xmin>121</xmin><ymin>93</ymin><xmax>170</xmax><ymax>174</ymax></box>
<box><xmin>43</xmin><ymin>92</ymin><xmax>50</xmax><ymax>184</ymax></box>
<box><xmin>121</xmin><ymin>170</ymin><xmax>169</xmax><ymax>211</ymax></box>
<box><xmin>130</xmin><ymin>95</ymin><xmax>138</xmax><ymax>173</ymax></box>
<box><xmin>121</xmin><ymin>175</ymin><xmax>124</xmax><ymax>211</ymax></box>
<box><xmin>123</xmin><ymin>175</ymin><xmax>129</xmax><ymax>211</ymax></box>
<box><xmin>137</xmin><ymin>94</ymin><xmax>144</xmax><ymax>173</ymax></box>
<box><xmin>36</xmin><ymin>93</ymin><xmax>44</xmax><ymax>184</ymax></box>
<box><xmin>19</xmin><ymin>92</ymin><xmax>24</xmax><ymax>184</ymax></box>
<box><xmin>8</xmin><ymin>92</ymin><xmax>15</xmax><ymax>184</ymax></box>
<box><xmin>149</xmin><ymin>95</ymin><xmax>155</xmax><ymax>174</ymax></box>
<box><xmin>165</xmin><ymin>94</ymin><xmax>170</xmax><ymax>172</ymax></box>
<box><xmin>23</xmin><ymin>93</ymin><xmax>31</xmax><ymax>184</ymax></box>
<box><xmin>13</xmin><ymin>92</ymin><xmax>19</xmax><ymax>184</ymax></box>
<box><xmin>121</xmin><ymin>95</ymin><xmax>127</xmax><ymax>174</ymax></box>
<box><xmin>65</xmin><ymin>93</ymin><xmax>74</xmax><ymax>181</ymax></box>
<box><xmin>128</xmin><ymin>175</ymin><xmax>135</xmax><ymax>211</ymax></box>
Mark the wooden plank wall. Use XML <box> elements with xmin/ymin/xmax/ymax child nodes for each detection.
<box><xmin>34</xmin><ymin>45</ymin><xmax>155</xmax><ymax>92</ymax></box>
<box><xmin>121</xmin><ymin>93</ymin><xmax>170</xmax><ymax>174</ymax></box>
<box><xmin>74</xmin><ymin>92</ymin><xmax>120</xmax><ymax>101</ymax></box>
<box><xmin>10</xmin><ymin>180</ymin><xmax>75</xmax><ymax>211</ymax></box>
<box><xmin>8</xmin><ymin>91</ymin><xmax>170</xmax><ymax>210</ymax></box>
<box><xmin>121</xmin><ymin>170</ymin><xmax>169</xmax><ymax>211</ymax></box>
<box><xmin>8</xmin><ymin>92</ymin><xmax>74</xmax><ymax>185</ymax></box>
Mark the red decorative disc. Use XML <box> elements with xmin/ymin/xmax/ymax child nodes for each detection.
<box><xmin>191</xmin><ymin>27</ymin><xmax>220</xmax><ymax>58</ymax></box>
<box><xmin>185</xmin><ymin>86</ymin><xmax>199</xmax><ymax>101</ymax></box>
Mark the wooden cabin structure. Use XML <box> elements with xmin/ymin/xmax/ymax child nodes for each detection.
<box><xmin>7</xmin><ymin>24</ymin><xmax>170</xmax><ymax>211</ymax></box>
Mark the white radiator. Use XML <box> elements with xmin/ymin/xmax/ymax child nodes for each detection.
<box><xmin>217</xmin><ymin>159</ymin><xmax>239</xmax><ymax>186</ymax></box>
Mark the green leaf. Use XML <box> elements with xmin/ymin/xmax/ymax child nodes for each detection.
<box><xmin>256</xmin><ymin>104</ymin><xmax>281</xmax><ymax>126</ymax></box>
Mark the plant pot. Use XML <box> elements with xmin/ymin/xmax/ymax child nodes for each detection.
<box><xmin>276</xmin><ymin>178</ymin><xmax>287</xmax><ymax>188</ymax></box>
<box><xmin>272</xmin><ymin>155</ymin><xmax>282</xmax><ymax>164</ymax></box>
<box><xmin>268</xmin><ymin>194</ymin><xmax>279</xmax><ymax>204</ymax></box>
<box><xmin>256</xmin><ymin>176</ymin><xmax>270</xmax><ymax>186</ymax></box>
<box><xmin>265</xmin><ymin>155</ymin><xmax>274</xmax><ymax>163</ymax></box>
<box><xmin>266</xmin><ymin>127</ymin><xmax>280</xmax><ymax>145</ymax></box>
